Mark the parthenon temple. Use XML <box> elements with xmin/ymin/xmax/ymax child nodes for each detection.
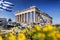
<box><xmin>15</xmin><ymin>6</ymin><xmax>52</xmax><ymax>25</ymax></box>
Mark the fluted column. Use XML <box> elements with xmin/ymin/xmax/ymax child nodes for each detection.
<box><xmin>27</xmin><ymin>13</ymin><xmax>28</xmax><ymax>23</ymax></box>
<box><xmin>22</xmin><ymin>14</ymin><xmax>23</xmax><ymax>23</ymax></box>
<box><xmin>38</xmin><ymin>13</ymin><xmax>40</xmax><ymax>23</ymax></box>
<box><xmin>21</xmin><ymin>14</ymin><xmax>24</xmax><ymax>23</ymax></box>
<box><xmin>21</xmin><ymin>14</ymin><xmax>22</xmax><ymax>23</ymax></box>
<box><xmin>34</xmin><ymin>11</ymin><xmax>35</xmax><ymax>23</ymax></box>
<box><xmin>19</xmin><ymin>15</ymin><xmax>21</xmax><ymax>23</ymax></box>
<box><xmin>20</xmin><ymin>15</ymin><xmax>21</xmax><ymax>23</ymax></box>
<box><xmin>25</xmin><ymin>13</ymin><xmax>27</xmax><ymax>23</ymax></box>
<box><xmin>17</xmin><ymin>15</ymin><xmax>19</xmax><ymax>22</ymax></box>
<box><xmin>35</xmin><ymin>13</ymin><xmax>38</xmax><ymax>23</ymax></box>
<box><xmin>30</xmin><ymin>12</ymin><xmax>32</xmax><ymax>23</ymax></box>
<box><xmin>15</xmin><ymin>16</ymin><xmax>17</xmax><ymax>22</ymax></box>
<box><xmin>18</xmin><ymin>15</ymin><xmax>19</xmax><ymax>22</ymax></box>
<box><xmin>37</xmin><ymin>13</ymin><xmax>38</xmax><ymax>22</ymax></box>
<box><xmin>24</xmin><ymin>14</ymin><xmax>25</xmax><ymax>23</ymax></box>
<box><xmin>19</xmin><ymin>15</ymin><xmax>20</xmax><ymax>23</ymax></box>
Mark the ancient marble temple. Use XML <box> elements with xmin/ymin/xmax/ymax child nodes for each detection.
<box><xmin>15</xmin><ymin>6</ymin><xmax>52</xmax><ymax>25</ymax></box>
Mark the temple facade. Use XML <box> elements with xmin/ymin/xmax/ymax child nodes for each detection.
<box><xmin>15</xmin><ymin>6</ymin><xmax>52</xmax><ymax>25</ymax></box>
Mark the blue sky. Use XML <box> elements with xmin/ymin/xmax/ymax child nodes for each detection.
<box><xmin>0</xmin><ymin>0</ymin><xmax>60</xmax><ymax>24</ymax></box>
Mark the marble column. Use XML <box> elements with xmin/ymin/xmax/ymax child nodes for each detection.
<box><xmin>15</xmin><ymin>16</ymin><xmax>17</xmax><ymax>22</ymax></box>
<box><xmin>18</xmin><ymin>15</ymin><xmax>19</xmax><ymax>23</ymax></box>
<box><xmin>35</xmin><ymin>13</ymin><xmax>38</xmax><ymax>23</ymax></box>
<box><xmin>27</xmin><ymin>13</ymin><xmax>28</xmax><ymax>23</ymax></box>
<box><xmin>21</xmin><ymin>14</ymin><xmax>22</xmax><ymax>23</ymax></box>
<box><xmin>34</xmin><ymin>11</ymin><xmax>35</xmax><ymax>23</ymax></box>
<box><xmin>30</xmin><ymin>12</ymin><xmax>32</xmax><ymax>23</ymax></box>
<box><xmin>21</xmin><ymin>14</ymin><xmax>24</xmax><ymax>23</ymax></box>
<box><xmin>25</xmin><ymin>13</ymin><xmax>27</xmax><ymax>23</ymax></box>
<box><xmin>19</xmin><ymin>15</ymin><xmax>21</xmax><ymax>23</ymax></box>
<box><xmin>24</xmin><ymin>14</ymin><xmax>25</xmax><ymax>23</ymax></box>
<box><xmin>19</xmin><ymin>15</ymin><xmax>20</xmax><ymax>23</ymax></box>
<box><xmin>16</xmin><ymin>15</ymin><xmax>18</xmax><ymax>23</ymax></box>
<box><xmin>22</xmin><ymin>14</ymin><xmax>23</xmax><ymax>23</ymax></box>
<box><xmin>38</xmin><ymin>13</ymin><xmax>40</xmax><ymax>23</ymax></box>
<box><xmin>23</xmin><ymin>14</ymin><xmax>24</xmax><ymax>23</ymax></box>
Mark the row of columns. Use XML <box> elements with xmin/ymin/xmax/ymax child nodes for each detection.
<box><xmin>16</xmin><ymin>12</ymin><xmax>36</xmax><ymax>24</ymax></box>
<box><xmin>15</xmin><ymin>11</ymin><xmax>43</xmax><ymax>24</ymax></box>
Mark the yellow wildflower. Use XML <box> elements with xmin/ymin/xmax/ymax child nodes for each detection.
<box><xmin>17</xmin><ymin>33</ymin><xmax>27</xmax><ymax>40</ymax></box>
<box><xmin>0</xmin><ymin>36</ymin><xmax>2</xmax><ymax>40</ymax></box>
<box><xmin>43</xmin><ymin>24</ymin><xmax>53</xmax><ymax>31</ymax></box>
<box><xmin>9</xmin><ymin>32</ymin><xmax>16</xmax><ymax>40</ymax></box>
<box><xmin>56</xmin><ymin>34</ymin><xmax>60</xmax><ymax>38</ymax></box>
<box><xmin>31</xmin><ymin>29</ymin><xmax>36</xmax><ymax>33</ymax></box>
<box><xmin>48</xmin><ymin>32</ymin><xmax>57</xmax><ymax>40</ymax></box>
<box><xmin>47</xmin><ymin>24</ymin><xmax>53</xmax><ymax>30</ymax></box>
<box><xmin>39</xmin><ymin>33</ymin><xmax>45</xmax><ymax>38</ymax></box>
<box><xmin>43</xmin><ymin>27</ymin><xmax>48</xmax><ymax>32</ymax></box>
<box><xmin>34</xmin><ymin>25</ymin><xmax>41</xmax><ymax>31</ymax></box>
<box><xmin>48</xmin><ymin>32</ymin><xmax>56</xmax><ymax>37</ymax></box>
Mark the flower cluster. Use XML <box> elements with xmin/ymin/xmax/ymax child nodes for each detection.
<box><xmin>0</xmin><ymin>24</ymin><xmax>60</xmax><ymax>40</ymax></box>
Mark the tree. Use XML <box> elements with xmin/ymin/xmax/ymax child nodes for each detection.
<box><xmin>8</xmin><ymin>18</ymin><xmax>12</xmax><ymax>22</ymax></box>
